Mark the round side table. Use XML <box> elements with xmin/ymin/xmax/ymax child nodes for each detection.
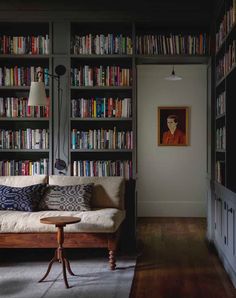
<box><xmin>38</xmin><ymin>216</ymin><xmax>81</xmax><ymax>289</ymax></box>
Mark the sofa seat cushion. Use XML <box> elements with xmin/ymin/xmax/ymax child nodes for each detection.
<box><xmin>0</xmin><ymin>209</ymin><xmax>125</xmax><ymax>233</ymax></box>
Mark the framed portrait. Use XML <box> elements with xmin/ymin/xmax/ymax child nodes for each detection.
<box><xmin>158</xmin><ymin>106</ymin><xmax>189</xmax><ymax>146</ymax></box>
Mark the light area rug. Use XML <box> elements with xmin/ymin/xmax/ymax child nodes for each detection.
<box><xmin>0</xmin><ymin>250</ymin><xmax>136</xmax><ymax>298</ymax></box>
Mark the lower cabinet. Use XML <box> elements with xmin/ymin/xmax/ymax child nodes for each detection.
<box><xmin>214</xmin><ymin>192</ymin><xmax>236</xmax><ymax>286</ymax></box>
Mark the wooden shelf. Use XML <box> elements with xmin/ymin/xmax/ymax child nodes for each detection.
<box><xmin>216</xmin><ymin>63</ymin><xmax>236</xmax><ymax>87</ymax></box>
<box><xmin>0</xmin><ymin>86</ymin><xmax>50</xmax><ymax>90</ymax></box>
<box><xmin>70</xmin><ymin>117</ymin><xmax>132</xmax><ymax>121</ymax></box>
<box><xmin>0</xmin><ymin>149</ymin><xmax>50</xmax><ymax>152</ymax></box>
<box><xmin>216</xmin><ymin>149</ymin><xmax>226</xmax><ymax>153</ymax></box>
<box><xmin>0</xmin><ymin>54</ymin><xmax>50</xmax><ymax>59</ymax></box>
<box><xmin>71</xmin><ymin>86</ymin><xmax>132</xmax><ymax>90</ymax></box>
<box><xmin>70</xmin><ymin>54</ymin><xmax>133</xmax><ymax>59</ymax></box>
<box><xmin>216</xmin><ymin>113</ymin><xmax>225</xmax><ymax>120</ymax></box>
<box><xmin>0</xmin><ymin>117</ymin><xmax>49</xmax><ymax>121</ymax></box>
<box><xmin>70</xmin><ymin>149</ymin><xmax>133</xmax><ymax>152</ymax></box>
<box><xmin>136</xmin><ymin>54</ymin><xmax>209</xmax><ymax>64</ymax></box>
<box><xmin>215</xmin><ymin>23</ymin><xmax>236</xmax><ymax>56</ymax></box>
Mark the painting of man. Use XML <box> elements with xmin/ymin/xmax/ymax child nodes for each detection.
<box><xmin>158</xmin><ymin>107</ymin><xmax>189</xmax><ymax>146</ymax></box>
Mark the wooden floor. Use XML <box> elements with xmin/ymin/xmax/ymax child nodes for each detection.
<box><xmin>130</xmin><ymin>218</ymin><xmax>236</xmax><ymax>298</ymax></box>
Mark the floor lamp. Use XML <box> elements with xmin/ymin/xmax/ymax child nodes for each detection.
<box><xmin>28</xmin><ymin>65</ymin><xmax>67</xmax><ymax>172</ymax></box>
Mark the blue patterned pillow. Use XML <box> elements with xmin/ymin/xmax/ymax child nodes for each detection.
<box><xmin>0</xmin><ymin>184</ymin><xmax>46</xmax><ymax>212</ymax></box>
<box><xmin>39</xmin><ymin>184</ymin><xmax>94</xmax><ymax>211</ymax></box>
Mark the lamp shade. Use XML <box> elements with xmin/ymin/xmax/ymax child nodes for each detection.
<box><xmin>28</xmin><ymin>81</ymin><xmax>47</xmax><ymax>106</ymax></box>
<box><xmin>164</xmin><ymin>66</ymin><xmax>182</xmax><ymax>81</ymax></box>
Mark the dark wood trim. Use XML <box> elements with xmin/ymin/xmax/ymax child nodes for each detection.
<box><xmin>0</xmin><ymin>229</ymin><xmax>121</xmax><ymax>270</ymax></box>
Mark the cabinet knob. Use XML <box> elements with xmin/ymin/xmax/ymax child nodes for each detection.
<box><xmin>228</xmin><ymin>208</ymin><xmax>233</xmax><ymax>213</ymax></box>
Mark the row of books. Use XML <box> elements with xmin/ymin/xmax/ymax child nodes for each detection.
<box><xmin>216</xmin><ymin>41</ymin><xmax>236</xmax><ymax>82</ymax></box>
<box><xmin>136</xmin><ymin>33</ymin><xmax>208</xmax><ymax>55</ymax></box>
<box><xmin>71</xmin><ymin>128</ymin><xmax>133</xmax><ymax>150</ymax></box>
<box><xmin>216</xmin><ymin>160</ymin><xmax>225</xmax><ymax>184</ymax></box>
<box><xmin>0</xmin><ymin>35</ymin><xmax>50</xmax><ymax>55</ymax></box>
<box><xmin>216</xmin><ymin>1</ymin><xmax>236</xmax><ymax>52</ymax></box>
<box><xmin>216</xmin><ymin>91</ymin><xmax>226</xmax><ymax>116</ymax></box>
<box><xmin>0</xmin><ymin>97</ymin><xmax>49</xmax><ymax>118</ymax></box>
<box><xmin>71</xmin><ymin>66</ymin><xmax>131</xmax><ymax>87</ymax></box>
<box><xmin>71</xmin><ymin>34</ymin><xmax>132</xmax><ymax>55</ymax></box>
<box><xmin>0</xmin><ymin>159</ymin><xmax>49</xmax><ymax>176</ymax></box>
<box><xmin>216</xmin><ymin>127</ymin><xmax>226</xmax><ymax>150</ymax></box>
<box><xmin>72</xmin><ymin>160</ymin><xmax>132</xmax><ymax>179</ymax></box>
<box><xmin>0</xmin><ymin>66</ymin><xmax>49</xmax><ymax>87</ymax></box>
<box><xmin>71</xmin><ymin>97</ymin><xmax>132</xmax><ymax>118</ymax></box>
<box><xmin>0</xmin><ymin>129</ymin><xmax>49</xmax><ymax>150</ymax></box>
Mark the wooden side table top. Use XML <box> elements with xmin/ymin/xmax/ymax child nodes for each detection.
<box><xmin>40</xmin><ymin>216</ymin><xmax>81</xmax><ymax>226</ymax></box>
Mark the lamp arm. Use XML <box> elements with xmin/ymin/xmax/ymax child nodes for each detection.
<box><xmin>36</xmin><ymin>70</ymin><xmax>59</xmax><ymax>82</ymax></box>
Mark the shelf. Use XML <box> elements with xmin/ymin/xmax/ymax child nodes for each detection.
<box><xmin>136</xmin><ymin>54</ymin><xmax>209</xmax><ymax>64</ymax></box>
<box><xmin>216</xmin><ymin>63</ymin><xmax>236</xmax><ymax>87</ymax></box>
<box><xmin>71</xmin><ymin>86</ymin><xmax>132</xmax><ymax>90</ymax></box>
<box><xmin>0</xmin><ymin>149</ymin><xmax>50</xmax><ymax>152</ymax></box>
<box><xmin>216</xmin><ymin>113</ymin><xmax>226</xmax><ymax>120</ymax></box>
<box><xmin>70</xmin><ymin>117</ymin><xmax>132</xmax><ymax>121</ymax></box>
<box><xmin>216</xmin><ymin>149</ymin><xmax>226</xmax><ymax>153</ymax></box>
<box><xmin>216</xmin><ymin>23</ymin><xmax>236</xmax><ymax>56</ymax></box>
<box><xmin>70</xmin><ymin>54</ymin><xmax>133</xmax><ymax>59</ymax></box>
<box><xmin>0</xmin><ymin>54</ymin><xmax>50</xmax><ymax>59</ymax></box>
<box><xmin>70</xmin><ymin>149</ymin><xmax>133</xmax><ymax>152</ymax></box>
<box><xmin>0</xmin><ymin>86</ymin><xmax>50</xmax><ymax>90</ymax></box>
<box><xmin>0</xmin><ymin>117</ymin><xmax>49</xmax><ymax>121</ymax></box>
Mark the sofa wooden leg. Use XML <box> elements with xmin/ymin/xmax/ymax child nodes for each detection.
<box><xmin>109</xmin><ymin>250</ymin><xmax>116</xmax><ymax>270</ymax></box>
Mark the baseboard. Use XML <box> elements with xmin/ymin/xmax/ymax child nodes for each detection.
<box><xmin>137</xmin><ymin>201</ymin><xmax>206</xmax><ymax>217</ymax></box>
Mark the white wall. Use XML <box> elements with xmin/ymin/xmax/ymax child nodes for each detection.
<box><xmin>137</xmin><ymin>65</ymin><xmax>207</xmax><ymax>217</ymax></box>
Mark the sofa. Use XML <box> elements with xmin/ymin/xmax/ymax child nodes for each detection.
<box><xmin>0</xmin><ymin>175</ymin><xmax>126</xmax><ymax>270</ymax></box>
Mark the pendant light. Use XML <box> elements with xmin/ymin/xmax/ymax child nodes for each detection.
<box><xmin>165</xmin><ymin>65</ymin><xmax>182</xmax><ymax>81</ymax></box>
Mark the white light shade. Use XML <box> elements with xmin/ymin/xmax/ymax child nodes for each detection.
<box><xmin>164</xmin><ymin>66</ymin><xmax>182</xmax><ymax>81</ymax></box>
<box><xmin>164</xmin><ymin>74</ymin><xmax>182</xmax><ymax>81</ymax></box>
<box><xmin>28</xmin><ymin>81</ymin><xmax>47</xmax><ymax>106</ymax></box>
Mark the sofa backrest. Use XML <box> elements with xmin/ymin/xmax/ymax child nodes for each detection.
<box><xmin>48</xmin><ymin>176</ymin><xmax>125</xmax><ymax>210</ymax></box>
<box><xmin>0</xmin><ymin>175</ymin><xmax>47</xmax><ymax>187</ymax></box>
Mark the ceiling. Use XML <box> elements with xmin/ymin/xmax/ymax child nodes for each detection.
<box><xmin>0</xmin><ymin>0</ymin><xmax>217</xmax><ymax>28</ymax></box>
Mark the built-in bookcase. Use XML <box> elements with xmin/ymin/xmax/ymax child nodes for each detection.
<box><xmin>0</xmin><ymin>22</ymin><xmax>51</xmax><ymax>176</ymax></box>
<box><xmin>215</xmin><ymin>0</ymin><xmax>236</xmax><ymax>191</ymax></box>
<box><xmin>212</xmin><ymin>0</ymin><xmax>236</xmax><ymax>288</ymax></box>
<box><xmin>135</xmin><ymin>23</ymin><xmax>210</xmax><ymax>65</ymax></box>
<box><xmin>69</xmin><ymin>22</ymin><xmax>135</xmax><ymax>179</ymax></box>
<box><xmin>0</xmin><ymin>20</ymin><xmax>210</xmax><ymax>180</ymax></box>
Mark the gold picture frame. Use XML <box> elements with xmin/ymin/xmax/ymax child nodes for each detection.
<box><xmin>158</xmin><ymin>106</ymin><xmax>190</xmax><ymax>146</ymax></box>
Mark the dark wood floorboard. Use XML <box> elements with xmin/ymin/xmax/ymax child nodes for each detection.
<box><xmin>130</xmin><ymin>217</ymin><xmax>236</xmax><ymax>298</ymax></box>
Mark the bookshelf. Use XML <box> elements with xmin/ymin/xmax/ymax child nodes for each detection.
<box><xmin>135</xmin><ymin>23</ymin><xmax>210</xmax><ymax>65</ymax></box>
<box><xmin>214</xmin><ymin>0</ymin><xmax>236</xmax><ymax>191</ymax></box>
<box><xmin>212</xmin><ymin>0</ymin><xmax>236</xmax><ymax>288</ymax></box>
<box><xmin>69</xmin><ymin>22</ymin><xmax>135</xmax><ymax>179</ymax></box>
<box><xmin>0</xmin><ymin>22</ymin><xmax>51</xmax><ymax>176</ymax></box>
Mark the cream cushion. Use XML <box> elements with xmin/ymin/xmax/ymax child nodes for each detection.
<box><xmin>0</xmin><ymin>209</ymin><xmax>125</xmax><ymax>233</ymax></box>
<box><xmin>49</xmin><ymin>176</ymin><xmax>125</xmax><ymax>210</ymax></box>
<box><xmin>0</xmin><ymin>175</ymin><xmax>47</xmax><ymax>187</ymax></box>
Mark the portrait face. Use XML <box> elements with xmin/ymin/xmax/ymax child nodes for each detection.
<box><xmin>167</xmin><ymin>117</ymin><xmax>177</xmax><ymax>131</ymax></box>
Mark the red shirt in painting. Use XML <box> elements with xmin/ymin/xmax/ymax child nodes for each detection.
<box><xmin>162</xmin><ymin>128</ymin><xmax>185</xmax><ymax>145</ymax></box>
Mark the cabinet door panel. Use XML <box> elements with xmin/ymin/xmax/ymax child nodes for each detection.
<box><xmin>215</xmin><ymin>197</ymin><xmax>223</xmax><ymax>245</ymax></box>
<box><xmin>227</xmin><ymin>203</ymin><xmax>235</xmax><ymax>260</ymax></box>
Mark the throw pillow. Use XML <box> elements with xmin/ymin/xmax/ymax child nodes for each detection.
<box><xmin>0</xmin><ymin>184</ymin><xmax>46</xmax><ymax>212</ymax></box>
<box><xmin>40</xmin><ymin>184</ymin><xmax>94</xmax><ymax>211</ymax></box>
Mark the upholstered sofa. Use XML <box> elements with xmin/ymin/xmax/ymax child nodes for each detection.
<box><xmin>0</xmin><ymin>175</ymin><xmax>126</xmax><ymax>270</ymax></box>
